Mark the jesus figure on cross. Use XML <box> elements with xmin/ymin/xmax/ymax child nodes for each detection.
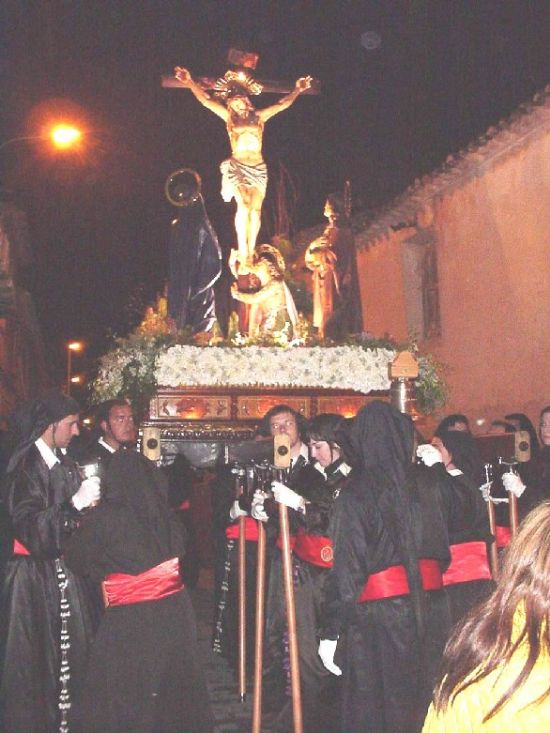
<box><xmin>174</xmin><ymin>66</ymin><xmax>312</xmax><ymax>273</ymax></box>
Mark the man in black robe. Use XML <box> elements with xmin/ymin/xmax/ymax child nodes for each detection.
<box><xmin>167</xmin><ymin>186</ymin><xmax>222</xmax><ymax>334</ymax></box>
<box><xmin>250</xmin><ymin>405</ymin><xmax>328</xmax><ymax>731</ymax></box>
<box><xmin>264</xmin><ymin>414</ymin><xmax>353</xmax><ymax>733</ymax></box>
<box><xmin>64</xmin><ymin>449</ymin><xmax>213</xmax><ymax>733</ymax></box>
<box><xmin>319</xmin><ymin>401</ymin><xmax>470</xmax><ymax>733</ymax></box>
<box><xmin>69</xmin><ymin>398</ymin><xmax>137</xmax><ymax>465</ymax></box>
<box><xmin>0</xmin><ymin>392</ymin><xmax>102</xmax><ymax>733</ymax></box>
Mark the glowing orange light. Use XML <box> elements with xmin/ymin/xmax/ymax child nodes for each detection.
<box><xmin>70</xmin><ymin>375</ymin><xmax>83</xmax><ymax>384</ymax></box>
<box><xmin>67</xmin><ymin>341</ymin><xmax>84</xmax><ymax>352</ymax></box>
<box><xmin>50</xmin><ymin>124</ymin><xmax>81</xmax><ymax>149</ymax></box>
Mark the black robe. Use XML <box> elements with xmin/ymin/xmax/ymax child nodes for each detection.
<box><xmin>64</xmin><ymin>450</ymin><xmax>213</xmax><ymax>733</ymax></box>
<box><xmin>261</xmin><ymin>457</ymin><xmax>329</xmax><ymax>729</ymax></box>
<box><xmin>441</xmin><ymin>467</ymin><xmax>494</xmax><ymax>625</ymax></box>
<box><xmin>0</xmin><ymin>446</ymin><xmax>100</xmax><ymax>733</ymax></box>
<box><xmin>263</xmin><ymin>459</ymin><xmax>351</xmax><ymax>733</ymax></box>
<box><xmin>322</xmin><ymin>402</ymin><xmax>469</xmax><ymax>733</ymax></box>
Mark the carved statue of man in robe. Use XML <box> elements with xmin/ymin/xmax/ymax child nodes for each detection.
<box><xmin>305</xmin><ymin>192</ymin><xmax>363</xmax><ymax>339</ymax></box>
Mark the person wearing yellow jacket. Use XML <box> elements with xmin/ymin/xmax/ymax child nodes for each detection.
<box><xmin>423</xmin><ymin>500</ymin><xmax>550</xmax><ymax>732</ymax></box>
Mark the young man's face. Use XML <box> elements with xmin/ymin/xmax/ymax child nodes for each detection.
<box><xmin>269</xmin><ymin>411</ymin><xmax>301</xmax><ymax>451</ymax></box>
<box><xmin>102</xmin><ymin>404</ymin><xmax>136</xmax><ymax>449</ymax></box>
<box><xmin>43</xmin><ymin>413</ymin><xmax>80</xmax><ymax>450</ymax></box>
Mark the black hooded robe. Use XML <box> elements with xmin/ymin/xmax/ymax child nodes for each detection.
<box><xmin>64</xmin><ymin>450</ymin><xmax>213</xmax><ymax>733</ymax></box>
<box><xmin>322</xmin><ymin>403</ymin><xmax>473</xmax><ymax>733</ymax></box>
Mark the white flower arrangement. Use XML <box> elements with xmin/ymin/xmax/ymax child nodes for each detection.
<box><xmin>91</xmin><ymin>324</ymin><xmax>448</xmax><ymax>415</ymax></box>
<box><xmin>155</xmin><ymin>345</ymin><xmax>395</xmax><ymax>394</ymax></box>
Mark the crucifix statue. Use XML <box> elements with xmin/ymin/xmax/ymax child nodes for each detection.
<box><xmin>163</xmin><ymin>50</ymin><xmax>319</xmax><ymax>278</ymax></box>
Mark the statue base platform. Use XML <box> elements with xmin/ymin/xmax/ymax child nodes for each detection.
<box><xmin>140</xmin><ymin>385</ymin><xmax>388</xmax><ymax>468</ymax></box>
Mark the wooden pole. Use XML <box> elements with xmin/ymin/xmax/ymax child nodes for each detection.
<box><xmin>508</xmin><ymin>493</ymin><xmax>519</xmax><ymax>536</ymax></box>
<box><xmin>487</xmin><ymin>498</ymin><xmax>499</xmax><ymax>580</ymax></box>
<box><xmin>238</xmin><ymin>513</ymin><xmax>247</xmax><ymax>702</ymax></box>
<box><xmin>279</xmin><ymin>501</ymin><xmax>303</xmax><ymax>733</ymax></box>
<box><xmin>251</xmin><ymin>521</ymin><xmax>266</xmax><ymax>733</ymax></box>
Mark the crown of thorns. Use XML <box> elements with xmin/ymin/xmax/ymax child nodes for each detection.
<box><xmin>213</xmin><ymin>70</ymin><xmax>263</xmax><ymax>99</ymax></box>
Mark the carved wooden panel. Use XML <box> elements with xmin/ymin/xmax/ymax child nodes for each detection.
<box><xmin>236</xmin><ymin>395</ymin><xmax>311</xmax><ymax>420</ymax></box>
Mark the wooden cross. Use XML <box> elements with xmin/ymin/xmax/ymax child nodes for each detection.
<box><xmin>161</xmin><ymin>47</ymin><xmax>320</xmax><ymax>96</ymax></box>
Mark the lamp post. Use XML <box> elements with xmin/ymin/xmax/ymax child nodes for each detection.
<box><xmin>66</xmin><ymin>341</ymin><xmax>84</xmax><ymax>395</ymax></box>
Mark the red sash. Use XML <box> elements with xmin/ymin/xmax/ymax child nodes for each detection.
<box><xmin>102</xmin><ymin>557</ymin><xmax>183</xmax><ymax>608</ymax></box>
<box><xmin>357</xmin><ymin>559</ymin><xmax>443</xmax><ymax>603</ymax></box>
<box><xmin>13</xmin><ymin>539</ymin><xmax>31</xmax><ymax>556</ymax></box>
<box><xmin>225</xmin><ymin>517</ymin><xmax>259</xmax><ymax>542</ymax></box>
<box><xmin>442</xmin><ymin>541</ymin><xmax>492</xmax><ymax>585</ymax></box>
<box><xmin>293</xmin><ymin>530</ymin><xmax>333</xmax><ymax>568</ymax></box>
<box><xmin>495</xmin><ymin>526</ymin><xmax>512</xmax><ymax>549</ymax></box>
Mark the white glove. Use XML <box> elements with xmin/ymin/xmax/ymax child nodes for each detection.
<box><xmin>478</xmin><ymin>481</ymin><xmax>492</xmax><ymax>502</ymax></box>
<box><xmin>318</xmin><ymin>639</ymin><xmax>342</xmax><ymax>676</ymax></box>
<box><xmin>229</xmin><ymin>500</ymin><xmax>248</xmax><ymax>521</ymax></box>
<box><xmin>72</xmin><ymin>476</ymin><xmax>101</xmax><ymax>511</ymax></box>
<box><xmin>502</xmin><ymin>472</ymin><xmax>526</xmax><ymax>498</ymax></box>
<box><xmin>416</xmin><ymin>444</ymin><xmax>443</xmax><ymax>467</ymax></box>
<box><xmin>271</xmin><ymin>481</ymin><xmax>306</xmax><ymax>513</ymax></box>
<box><xmin>251</xmin><ymin>490</ymin><xmax>269</xmax><ymax>523</ymax></box>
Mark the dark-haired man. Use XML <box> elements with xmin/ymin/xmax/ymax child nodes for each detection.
<box><xmin>71</xmin><ymin>399</ymin><xmax>136</xmax><ymax>466</ymax></box>
<box><xmin>253</xmin><ymin>405</ymin><xmax>333</xmax><ymax>731</ymax></box>
<box><xmin>0</xmin><ymin>393</ymin><xmax>101</xmax><ymax>733</ymax></box>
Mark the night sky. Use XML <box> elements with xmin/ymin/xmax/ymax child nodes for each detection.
<box><xmin>1</xmin><ymin>1</ymin><xmax>549</xmax><ymax>385</ymax></box>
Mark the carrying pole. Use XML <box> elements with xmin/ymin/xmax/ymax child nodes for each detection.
<box><xmin>272</xmin><ymin>443</ymin><xmax>303</xmax><ymax>733</ymax></box>
<box><xmin>487</xmin><ymin>498</ymin><xmax>499</xmax><ymax>579</ymax></box>
<box><xmin>238</xmin><ymin>513</ymin><xmax>247</xmax><ymax>701</ymax></box>
<box><xmin>508</xmin><ymin>492</ymin><xmax>519</xmax><ymax>536</ymax></box>
<box><xmin>251</xmin><ymin>520</ymin><xmax>266</xmax><ymax>732</ymax></box>
<box><xmin>484</xmin><ymin>464</ymin><xmax>499</xmax><ymax>579</ymax></box>
<box><xmin>279</xmin><ymin>501</ymin><xmax>303</xmax><ymax>733</ymax></box>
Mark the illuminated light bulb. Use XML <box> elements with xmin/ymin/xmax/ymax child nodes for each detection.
<box><xmin>51</xmin><ymin>125</ymin><xmax>81</xmax><ymax>149</ymax></box>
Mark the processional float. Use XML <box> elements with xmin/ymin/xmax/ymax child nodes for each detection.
<box><xmin>155</xmin><ymin>49</ymin><xmax>420</xmax><ymax>733</ymax></box>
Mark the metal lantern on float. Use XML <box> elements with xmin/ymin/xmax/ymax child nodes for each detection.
<box><xmin>389</xmin><ymin>351</ymin><xmax>421</xmax><ymax>419</ymax></box>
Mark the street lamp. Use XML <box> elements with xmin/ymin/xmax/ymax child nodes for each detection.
<box><xmin>50</xmin><ymin>124</ymin><xmax>82</xmax><ymax>149</ymax></box>
<box><xmin>0</xmin><ymin>123</ymin><xmax>83</xmax><ymax>153</ymax></box>
<box><xmin>66</xmin><ymin>341</ymin><xmax>84</xmax><ymax>395</ymax></box>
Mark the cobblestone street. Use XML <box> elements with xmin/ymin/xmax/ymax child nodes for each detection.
<box><xmin>191</xmin><ymin>581</ymin><xmax>253</xmax><ymax>733</ymax></box>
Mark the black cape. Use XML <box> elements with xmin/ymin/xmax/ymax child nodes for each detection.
<box><xmin>64</xmin><ymin>450</ymin><xmax>213</xmax><ymax>733</ymax></box>
<box><xmin>324</xmin><ymin>402</ymin><xmax>461</xmax><ymax>733</ymax></box>
<box><xmin>0</xmin><ymin>446</ymin><xmax>100</xmax><ymax>733</ymax></box>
